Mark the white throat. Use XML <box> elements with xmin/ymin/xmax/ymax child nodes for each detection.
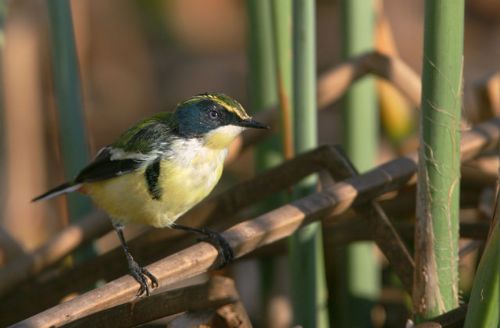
<box><xmin>203</xmin><ymin>125</ymin><xmax>245</xmax><ymax>149</ymax></box>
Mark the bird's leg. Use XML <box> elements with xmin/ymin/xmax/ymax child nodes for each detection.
<box><xmin>113</xmin><ymin>223</ymin><xmax>159</xmax><ymax>296</ymax></box>
<box><xmin>171</xmin><ymin>223</ymin><xmax>234</xmax><ymax>268</ymax></box>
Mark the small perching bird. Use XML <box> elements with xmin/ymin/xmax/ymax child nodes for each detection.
<box><xmin>33</xmin><ymin>93</ymin><xmax>268</xmax><ymax>296</ymax></box>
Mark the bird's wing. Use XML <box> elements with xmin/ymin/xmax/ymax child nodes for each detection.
<box><xmin>75</xmin><ymin>114</ymin><xmax>175</xmax><ymax>183</ymax></box>
<box><xmin>32</xmin><ymin>113</ymin><xmax>175</xmax><ymax>201</ymax></box>
<box><xmin>74</xmin><ymin>147</ymin><xmax>147</xmax><ymax>183</ymax></box>
<box><xmin>32</xmin><ymin>144</ymin><xmax>146</xmax><ymax>201</ymax></box>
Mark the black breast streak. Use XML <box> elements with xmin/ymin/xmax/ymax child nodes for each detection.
<box><xmin>145</xmin><ymin>158</ymin><xmax>162</xmax><ymax>200</ymax></box>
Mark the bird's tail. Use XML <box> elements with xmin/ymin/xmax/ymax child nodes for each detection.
<box><xmin>32</xmin><ymin>182</ymin><xmax>82</xmax><ymax>202</ymax></box>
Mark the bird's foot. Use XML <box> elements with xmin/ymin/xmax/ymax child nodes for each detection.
<box><xmin>171</xmin><ymin>224</ymin><xmax>234</xmax><ymax>268</ymax></box>
<box><xmin>128</xmin><ymin>260</ymin><xmax>159</xmax><ymax>297</ymax></box>
<box><xmin>197</xmin><ymin>227</ymin><xmax>234</xmax><ymax>269</ymax></box>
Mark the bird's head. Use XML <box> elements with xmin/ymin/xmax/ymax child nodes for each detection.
<box><xmin>174</xmin><ymin>93</ymin><xmax>268</xmax><ymax>149</ymax></box>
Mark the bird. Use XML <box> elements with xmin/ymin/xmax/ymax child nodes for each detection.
<box><xmin>33</xmin><ymin>93</ymin><xmax>268</xmax><ymax>296</ymax></box>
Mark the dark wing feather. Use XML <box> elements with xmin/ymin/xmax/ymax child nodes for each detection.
<box><xmin>76</xmin><ymin>117</ymin><xmax>174</xmax><ymax>183</ymax></box>
<box><xmin>74</xmin><ymin>147</ymin><xmax>145</xmax><ymax>183</ymax></box>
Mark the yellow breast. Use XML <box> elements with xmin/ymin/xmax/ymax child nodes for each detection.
<box><xmin>84</xmin><ymin>142</ymin><xmax>227</xmax><ymax>227</ymax></box>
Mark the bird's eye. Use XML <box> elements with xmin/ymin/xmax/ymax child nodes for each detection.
<box><xmin>209</xmin><ymin>109</ymin><xmax>219</xmax><ymax>120</ymax></box>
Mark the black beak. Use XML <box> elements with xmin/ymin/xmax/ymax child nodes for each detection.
<box><xmin>237</xmin><ymin>119</ymin><xmax>270</xmax><ymax>129</ymax></box>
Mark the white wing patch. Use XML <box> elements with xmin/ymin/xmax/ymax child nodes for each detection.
<box><xmin>108</xmin><ymin>147</ymin><xmax>160</xmax><ymax>162</ymax></box>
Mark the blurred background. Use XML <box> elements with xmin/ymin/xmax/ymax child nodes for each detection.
<box><xmin>1</xmin><ymin>0</ymin><xmax>500</xmax><ymax>327</ymax></box>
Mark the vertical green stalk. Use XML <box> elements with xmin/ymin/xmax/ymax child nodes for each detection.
<box><xmin>289</xmin><ymin>1</ymin><xmax>329</xmax><ymax>327</ymax></box>
<box><xmin>464</xmin><ymin>219</ymin><xmax>499</xmax><ymax>327</ymax></box>
<box><xmin>414</xmin><ymin>0</ymin><xmax>464</xmax><ymax>319</ymax></box>
<box><xmin>247</xmin><ymin>0</ymin><xmax>276</xmax><ymax>119</ymax></box>
<box><xmin>247</xmin><ymin>1</ymin><xmax>292</xmax><ymax>323</ymax></box>
<box><xmin>247</xmin><ymin>0</ymin><xmax>279</xmax><ymax>319</ymax></box>
<box><xmin>337</xmin><ymin>1</ymin><xmax>380</xmax><ymax>327</ymax></box>
<box><xmin>270</xmin><ymin>0</ymin><xmax>293</xmax><ymax>160</ymax></box>
<box><xmin>47</xmin><ymin>0</ymin><xmax>94</xmax><ymax>257</ymax></box>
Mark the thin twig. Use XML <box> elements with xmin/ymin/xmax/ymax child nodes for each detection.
<box><xmin>317</xmin><ymin>51</ymin><xmax>421</xmax><ymax>108</ymax></box>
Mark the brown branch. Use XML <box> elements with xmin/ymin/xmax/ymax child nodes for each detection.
<box><xmin>317</xmin><ymin>51</ymin><xmax>421</xmax><ymax>108</ymax></box>
<box><xmin>321</xmin><ymin>146</ymin><xmax>415</xmax><ymax>293</ymax></box>
<box><xmin>1</xmin><ymin>183</ymin><xmax>486</xmax><ymax>325</ymax></box>
<box><xmin>62</xmin><ymin>276</ymin><xmax>239</xmax><ymax>328</ymax></box>
<box><xmin>11</xmin><ymin>117</ymin><xmax>500</xmax><ymax>328</ymax></box>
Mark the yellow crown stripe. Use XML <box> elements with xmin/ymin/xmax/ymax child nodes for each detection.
<box><xmin>185</xmin><ymin>93</ymin><xmax>251</xmax><ymax>120</ymax></box>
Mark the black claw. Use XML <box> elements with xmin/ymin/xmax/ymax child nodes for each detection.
<box><xmin>142</xmin><ymin>267</ymin><xmax>159</xmax><ymax>288</ymax></box>
<box><xmin>198</xmin><ymin>228</ymin><xmax>234</xmax><ymax>268</ymax></box>
<box><xmin>171</xmin><ymin>224</ymin><xmax>234</xmax><ymax>269</ymax></box>
<box><xmin>129</xmin><ymin>260</ymin><xmax>158</xmax><ymax>297</ymax></box>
